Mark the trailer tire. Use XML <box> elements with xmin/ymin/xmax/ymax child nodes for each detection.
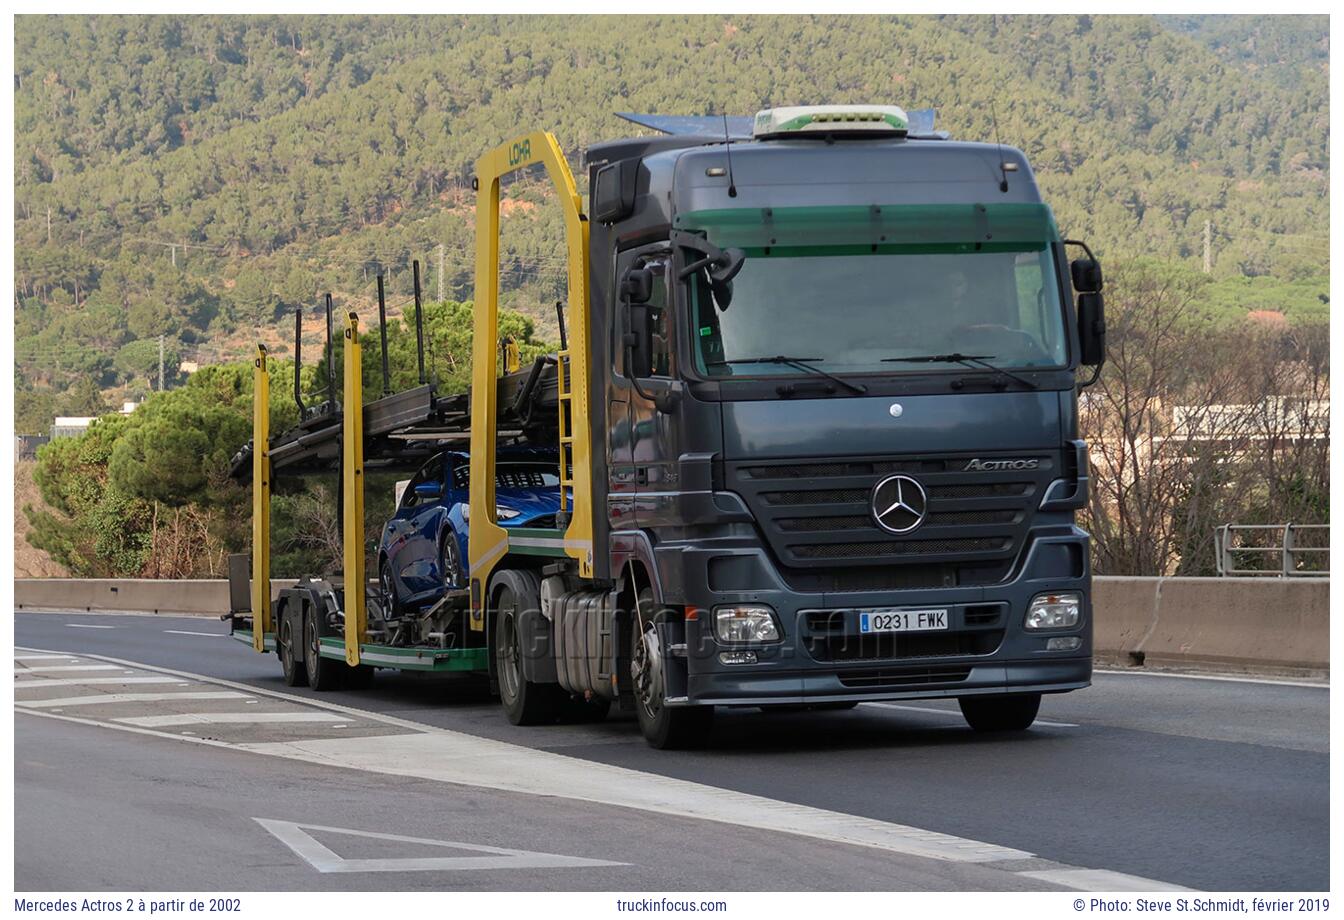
<box><xmin>343</xmin><ymin>664</ymin><xmax>375</xmax><ymax>690</ymax></box>
<box><xmin>277</xmin><ymin>602</ymin><xmax>307</xmax><ymax>688</ymax></box>
<box><xmin>631</xmin><ymin>587</ymin><xmax>712</xmax><ymax>749</ymax></box>
<box><xmin>304</xmin><ymin>606</ymin><xmax>344</xmax><ymax>691</ymax></box>
<box><xmin>493</xmin><ymin>573</ymin><xmax>562</xmax><ymax>725</ymax></box>
<box><xmin>958</xmin><ymin>693</ymin><xmax>1041</xmax><ymax>732</ymax></box>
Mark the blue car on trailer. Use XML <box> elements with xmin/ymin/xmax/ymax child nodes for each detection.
<box><xmin>378</xmin><ymin>448</ymin><xmax>563</xmax><ymax>613</ymax></box>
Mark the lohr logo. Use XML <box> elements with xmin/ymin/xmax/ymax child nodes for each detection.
<box><xmin>963</xmin><ymin>458</ymin><xmax>1040</xmax><ymax>472</ymax></box>
<box><xmin>508</xmin><ymin>139</ymin><xmax>532</xmax><ymax>167</ymax></box>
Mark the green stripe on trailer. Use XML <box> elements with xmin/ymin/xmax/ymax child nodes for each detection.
<box><xmin>506</xmin><ymin>526</ymin><xmax>582</xmax><ymax>558</ymax></box>
<box><xmin>231</xmin><ymin>629</ymin><xmax>276</xmax><ymax>652</ymax></box>
<box><xmin>317</xmin><ymin>637</ymin><xmax>488</xmax><ymax>672</ymax></box>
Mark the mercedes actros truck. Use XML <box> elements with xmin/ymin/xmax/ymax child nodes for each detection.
<box><xmin>230</xmin><ymin>104</ymin><xmax>1106</xmax><ymax>748</ymax></box>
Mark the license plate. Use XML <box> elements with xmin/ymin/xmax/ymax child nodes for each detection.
<box><xmin>859</xmin><ymin>609</ymin><xmax>949</xmax><ymax>633</ymax></box>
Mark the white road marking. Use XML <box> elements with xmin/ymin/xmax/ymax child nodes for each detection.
<box><xmin>13</xmin><ymin>654</ymin><xmax>79</xmax><ymax>661</ymax></box>
<box><xmin>116</xmin><ymin>712</ymin><xmax>349</xmax><ymax>728</ymax></box>
<box><xmin>163</xmin><ymin>630</ymin><xmax>223</xmax><ymax>638</ymax></box>
<box><xmin>15</xmin><ymin>677</ymin><xmax>182</xmax><ymax>688</ymax></box>
<box><xmin>1018</xmin><ymin>868</ymin><xmax>1193</xmax><ymax>892</ymax></box>
<box><xmin>1095</xmin><ymin>668</ymin><xmax>1328</xmax><ymax>689</ymax></box>
<box><xmin>864</xmin><ymin>702</ymin><xmax>1079</xmax><ymax>728</ymax></box>
<box><xmin>13</xmin><ymin>664</ymin><xmax>124</xmax><ymax>673</ymax></box>
<box><xmin>65</xmin><ymin>624</ymin><xmax>115</xmax><ymax>629</ymax></box>
<box><xmin>17</xmin><ymin>691</ymin><xmax>250</xmax><ymax>709</ymax></box>
<box><xmin>13</xmin><ymin>644</ymin><xmax>1182</xmax><ymax>890</ymax></box>
<box><xmin>254</xmin><ymin>818</ymin><xmax>627</xmax><ymax>873</ymax></box>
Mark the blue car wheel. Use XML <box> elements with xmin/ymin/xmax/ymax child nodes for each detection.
<box><xmin>440</xmin><ymin>531</ymin><xmax>465</xmax><ymax>589</ymax></box>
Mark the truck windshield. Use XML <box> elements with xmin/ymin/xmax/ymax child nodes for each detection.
<box><xmin>678</xmin><ymin>203</ymin><xmax>1069</xmax><ymax>377</ymax></box>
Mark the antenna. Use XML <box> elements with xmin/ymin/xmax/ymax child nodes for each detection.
<box><xmin>990</xmin><ymin>101</ymin><xmax>1009</xmax><ymax>193</ymax></box>
<box><xmin>722</xmin><ymin>113</ymin><xmax>738</xmax><ymax>198</ymax></box>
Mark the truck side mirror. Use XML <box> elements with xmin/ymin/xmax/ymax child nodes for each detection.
<box><xmin>1077</xmin><ymin>291</ymin><xmax>1106</xmax><ymax>367</ymax></box>
<box><xmin>1071</xmin><ymin>257</ymin><xmax>1103</xmax><ymax>294</ymax></box>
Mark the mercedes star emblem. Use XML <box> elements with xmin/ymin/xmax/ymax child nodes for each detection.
<box><xmin>871</xmin><ymin>474</ymin><xmax>928</xmax><ymax>534</ymax></box>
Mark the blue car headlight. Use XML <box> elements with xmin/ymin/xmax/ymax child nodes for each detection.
<box><xmin>461</xmin><ymin>504</ymin><xmax>520</xmax><ymax>522</ymax></box>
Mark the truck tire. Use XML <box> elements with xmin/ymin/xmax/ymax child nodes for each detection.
<box><xmin>493</xmin><ymin>573</ymin><xmax>562</xmax><ymax>725</ymax></box>
<box><xmin>958</xmin><ymin>693</ymin><xmax>1041</xmax><ymax>732</ymax></box>
<box><xmin>304</xmin><ymin>606</ymin><xmax>344</xmax><ymax>691</ymax></box>
<box><xmin>277</xmin><ymin>602</ymin><xmax>307</xmax><ymax>688</ymax></box>
<box><xmin>631</xmin><ymin>587</ymin><xmax>712</xmax><ymax>749</ymax></box>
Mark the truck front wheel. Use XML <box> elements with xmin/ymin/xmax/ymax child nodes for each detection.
<box><xmin>631</xmin><ymin>588</ymin><xmax>712</xmax><ymax>749</ymax></box>
<box><xmin>958</xmin><ymin>693</ymin><xmax>1041</xmax><ymax>732</ymax></box>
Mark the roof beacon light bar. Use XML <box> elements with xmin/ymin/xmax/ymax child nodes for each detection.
<box><xmin>753</xmin><ymin>104</ymin><xmax>909</xmax><ymax>139</ymax></box>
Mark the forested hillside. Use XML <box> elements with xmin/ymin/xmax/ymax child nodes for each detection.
<box><xmin>13</xmin><ymin>14</ymin><xmax>1330</xmax><ymax>434</ymax></box>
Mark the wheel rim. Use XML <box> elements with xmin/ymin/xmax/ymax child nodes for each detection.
<box><xmin>630</xmin><ymin>623</ymin><xmax>661</xmax><ymax>720</ymax></box>
<box><xmin>305</xmin><ymin>617</ymin><xmax>318</xmax><ymax>682</ymax></box>
<box><xmin>497</xmin><ymin>606</ymin><xmax>521</xmax><ymax>703</ymax></box>
<box><xmin>440</xmin><ymin>538</ymin><xmax>463</xmax><ymax>588</ymax></box>
<box><xmin>280</xmin><ymin>617</ymin><xmax>294</xmax><ymax>673</ymax></box>
<box><xmin>379</xmin><ymin>565</ymin><xmax>397</xmax><ymax>614</ymax></box>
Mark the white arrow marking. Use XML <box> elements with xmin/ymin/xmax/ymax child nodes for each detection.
<box><xmin>254</xmin><ymin>818</ymin><xmax>628</xmax><ymax>873</ymax></box>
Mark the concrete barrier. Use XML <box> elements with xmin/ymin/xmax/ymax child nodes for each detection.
<box><xmin>15</xmin><ymin>575</ymin><xmax>1329</xmax><ymax>674</ymax></box>
<box><xmin>14</xmin><ymin>578</ymin><xmax>291</xmax><ymax>617</ymax></box>
<box><xmin>1093</xmin><ymin>575</ymin><xmax>1329</xmax><ymax>674</ymax></box>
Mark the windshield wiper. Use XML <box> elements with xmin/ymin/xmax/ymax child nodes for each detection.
<box><xmin>708</xmin><ymin>355</ymin><xmax>868</xmax><ymax>395</ymax></box>
<box><xmin>881</xmin><ymin>353</ymin><xmax>1038</xmax><ymax>391</ymax></box>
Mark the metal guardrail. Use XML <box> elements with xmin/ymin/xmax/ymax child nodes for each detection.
<box><xmin>1215</xmin><ymin>523</ymin><xmax>1329</xmax><ymax>577</ymax></box>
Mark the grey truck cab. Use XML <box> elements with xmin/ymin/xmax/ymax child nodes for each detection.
<box><xmin>576</xmin><ymin>104</ymin><xmax>1104</xmax><ymax>746</ymax></box>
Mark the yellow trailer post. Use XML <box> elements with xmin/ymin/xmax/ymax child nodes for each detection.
<box><xmin>251</xmin><ymin>344</ymin><xmax>272</xmax><ymax>652</ymax></box>
<box><xmin>467</xmin><ymin>131</ymin><xmax>594</xmax><ymax>630</ymax></box>
<box><xmin>341</xmin><ymin>313</ymin><xmax>367</xmax><ymax>667</ymax></box>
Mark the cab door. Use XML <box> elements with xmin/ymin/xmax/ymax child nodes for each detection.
<box><xmin>619</xmin><ymin>253</ymin><xmax>679</xmax><ymax>528</ymax></box>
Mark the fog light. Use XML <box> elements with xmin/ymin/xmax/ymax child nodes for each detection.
<box><xmin>719</xmin><ymin>650</ymin><xmax>758</xmax><ymax>665</ymax></box>
<box><xmin>714</xmin><ymin>605</ymin><xmax>781</xmax><ymax>643</ymax></box>
<box><xmin>1046</xmin><ymin>636</ymin><xmax>1082</xmax><ymax>652</ymax></box>
<box><xmin>1025</xmin><ymin>592</ymin><xmax>1081</xmax><ymax>630</ymax></box>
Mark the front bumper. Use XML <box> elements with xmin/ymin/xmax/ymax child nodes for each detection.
<box><xmin>657</xmin><ymin>525</ymin><xmax>1093</xmax><ymax>706</ymax></box>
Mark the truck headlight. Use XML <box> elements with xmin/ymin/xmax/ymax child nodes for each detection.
<box><xmin>1024</xmin><ymin>592</ymin><xmax>1082</xmax><ymax>630</ymax></box>
<box><xmin>714</xmin><ymin>605</ymin><xmax>781</xmax><ymax>643</ymax></box>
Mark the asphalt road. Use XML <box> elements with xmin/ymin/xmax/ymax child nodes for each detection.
<box><xmin>14</xmin><ymin>611</ymin><xmax>1330</xmax><ymax>891</ymax></box>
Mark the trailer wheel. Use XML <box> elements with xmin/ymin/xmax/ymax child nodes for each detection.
<box><xmin>958</xmin><ymin>693</ymin><xmax>1041</xmax><ymax>732</ymax></box>
<box><xmin>304</xmin><ymin>607</ymin><xmax>344</xmax><ymax>691</ymax></box>
<box><xmin>277</xmin><ymin>602</ymin><xmax>307</xmax><ymax>688</ymax></box>
<box><xmin>343</xmin><ymin>664</ymin><xmax>375</xmax><ymax>690</ymax></box>
<box><xmin>494</xmin><ymin>576</ymin><xmax>562</xmax><ymax>725</ymax></box>
<box><xmin>631</xmin><ymin>587</ymin><xmax>712</xmax><ymax>749</ymax></box>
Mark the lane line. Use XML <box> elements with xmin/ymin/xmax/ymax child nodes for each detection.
<box><xmin>11</xmin><ymin>645</ymin><xmax>1183</xmax><ymax>890</ymax></box>
<box><xmin>17</xmin><ymin>691</ymin><xmax>251</xmax><ymax>709</ymax></box>
<box><xmin>864</xmin><ymin>702</ymin><xmax>1079</xmax><ymax>728</ymax></box>
<box><xmin>13</xmin><ymin>654</ymin><xmax>79</xmax><ymax>661</ymax></box>
<box><xmin>1018</xmin><ymin>868</ymin><xmax>1192</xmax><ymax>892</ymax></box>
<box><xmin>253</xmin><ymin>818</ymin><xmax>627</xmax><ymax>873</ymax></box>
<box><xmin>65</xmin><ymin>624</ymin><xmax>115</xmax><ymax>629</ymax></box>
<box><xmin>116</xmin><ymin>712</ymin><xmax>349</xmax><ymax>728</ymax></box>
<box><xmin>13</xmin><ymin>664</ymin><xmax>125</xmax><ymax>673</ymax></box>
<box><xmin>1095</xmin><ymin>668</ymin><xmax>1327</xmax><ymax>690</ymax></box>
<box><xmin>15</xmin><ymin>677</ymin><xmax>182</xmax><ymax>688</ymax></box>
<box><xmin>163</xmin><ymin>630</ymin><xmax>223</xmax><ymax>638</ymax></box>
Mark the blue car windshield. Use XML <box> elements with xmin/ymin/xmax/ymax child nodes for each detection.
<box><xmin>452</xmin><ymin>462</ymin><xmax>560</xmax><ymax>491</ymax></box>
